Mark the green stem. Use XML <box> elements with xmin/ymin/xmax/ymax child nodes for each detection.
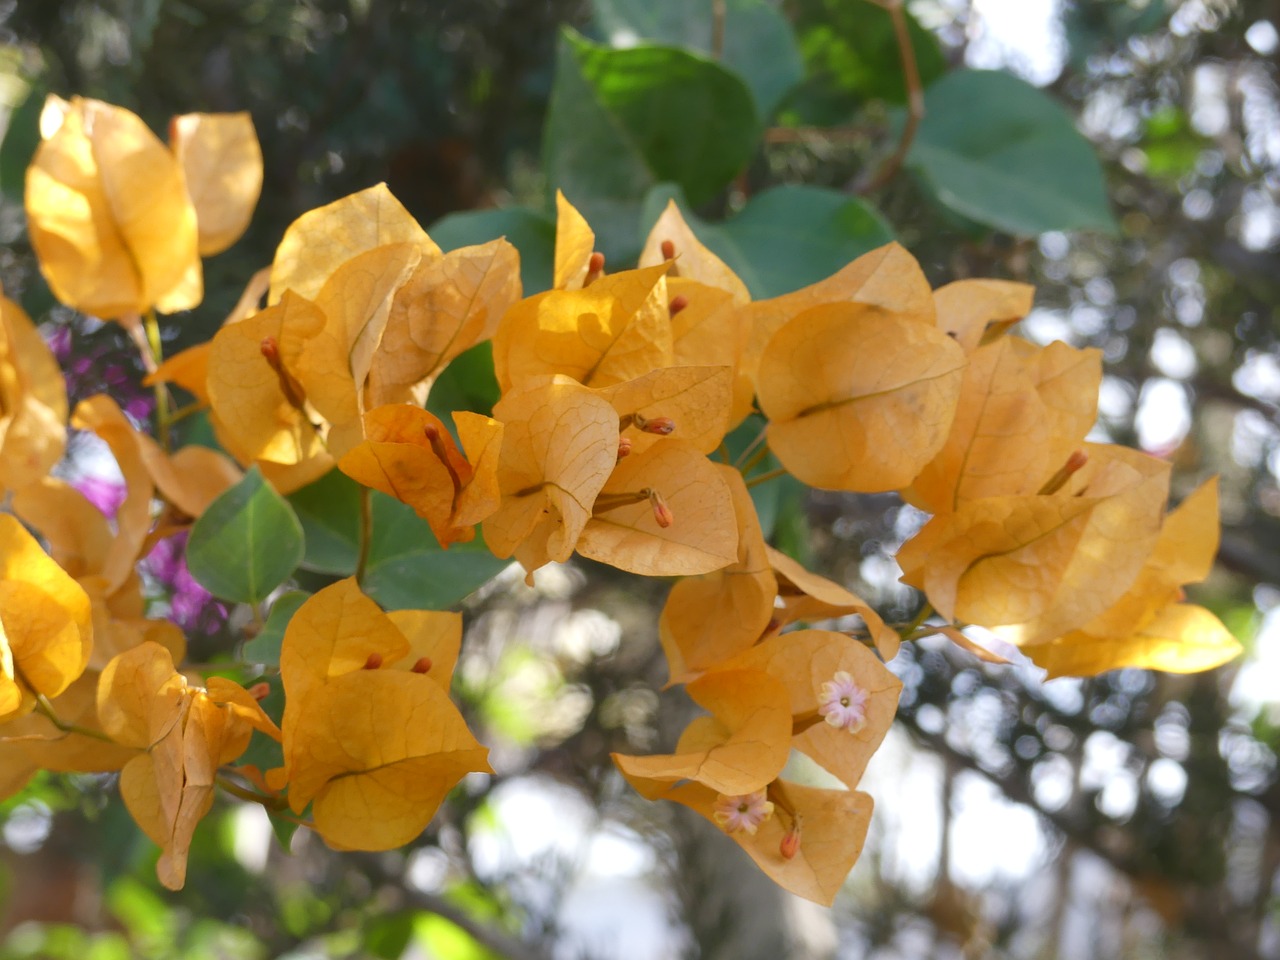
<box><xmin>732</xmin><ymin>422</ymin><xmax>770</xmax><ymax>470</ymax></box>
<box><xmin>744</xmin><ymin>466</ymin><xmax>787</xmax><ymax>488</ymax></box>
<box><xmin>901</xmin><ymin>601</ymin><xmax>935</xmax><ymax>639</ymax></box>
<box><xmin>215</xmin><ymin>774</ymin><xmax>289</xmax><ymax>811</ymax></box>
<box><xmin>354</xmin><ymin>485</ymin><xmax>373</xmax><ymax>585</ymax></box>
<box><xmin>34</xmin><ymin>695</ymin><xmax>114</xmax><ymax>742</ymax></box>
<box><xmin>143</xmin><ymin>309</ymin><xmax>173</xmax><ymax>451</ymax></box>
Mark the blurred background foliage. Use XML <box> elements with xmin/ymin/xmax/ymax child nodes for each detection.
<box><xmin>0</xmin><ymin>0</ymin><xmax>1278</xmax><ymax>957</ymax></box>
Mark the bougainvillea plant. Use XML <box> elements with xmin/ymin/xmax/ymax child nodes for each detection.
<box><xmin>0</xmin><ymin>96</ymin><xmax>1240</xmax><ymax>904</ymax></box>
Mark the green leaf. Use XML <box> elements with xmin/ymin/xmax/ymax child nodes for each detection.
<box><xmin>907</xmin><ymin>69</ymin><xmax>1116</xmax><ymax>236</ymax></box>
<box><xmin>430</xmin><ymin>207</ymin><xmax>555</xmax><ymax>295</ymax></box>
<box><xmin>286</xmin><ymin>471</ymin><xmax>510</xmax><ymax>607</ymax></box>
<box><xmin>641</xmin><ymin>184</ymin><xmax>894</xmax><ymax>298</ymax></box>
<box><xmin>426</xmin><ymin>342</ymin><xmax>501</xmax><ymax>421</ymax></box>
<box><xmin>785</xmin><ymin>0</ymin><xmax>945</xmax><ymax>121</ymax></box>
<box><xmin>187</xmin><ymin>466</ymin><xmax>305</xmax><ymax>605</ymax></box>
<box><xmin>364</xmin><ymin>494</ymin><xmax>510</xmax><ymax>611</ymax></box>
<box><xmin>288</xmin><ymin>469</ymin><xmax>362</xmax><ymax>575</ymax></box>
<box><xmin>545</xmin><ymin>29</ymin><xmax>759</xmax><ymax>262</ymax></box>
<box><xmin>0</xmin><ymin>76</ymin><xmax>42</xmax><ymax>199</ymax></box>
<box><xmin>241</xmin><ymin>590</ymin><xmax>310</xmax><ymax>666</ymax></box>
<box><xmin>592</xmin><ymin>0</ymin><xmax>803</xmax><ymax>120</ymax></box>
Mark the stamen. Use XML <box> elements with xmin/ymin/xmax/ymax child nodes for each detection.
<box><xmin>668</xmin><ymin>295</ymin><xmax>689</xmax><ymax>317</ymax></box>
<box><xmin>259</xmin><ymin>336</ymin><xmax>308</xmax><ymax>412</ymax></box>
<box><xmin>634</xmin><ymin>413</ymin><xmax>675</xmax><ymax>436</ymax></box>
<box><xmin>661</xmin><ymin>240</ymin><xmax>676</xmax><ymax>261</ymax></box>
<box><xmin>247</xmin><ymin>682</ymin><xmax>271</xmax><ymax>701</ymax></box>
<box><xmin>423</xmin><ymin>423</ymin><xmax>466</xmax><ymax>508</ymax></box>
<box><xmin>584</xmin><ymin>251</ymin><xmax>606</xmax><ymax>286</ymax></box>
<box><xmin>649</xmin><ymin>489</ymin><xmax>673</xmax><ymax>528</ymax></box>
<box><xmin>617</xmin><ymin>436</ymin><xmax>633</xmax><ymax>460</ymax></box>
<box><xmin>1037</xmin><ymin>449</ymin><xmax>1089</xmax><ymax>496</ymax></box>
<box><xmin>363</xmin><ymin>653</ymin><xmax>383</xmax><ymax>670</ymax></box>
<box><xmin>411</xmin><ymin>657</ymin><xmax>432</xmax><ymax>674</ymax></box>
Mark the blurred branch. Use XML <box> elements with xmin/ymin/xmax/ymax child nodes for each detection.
<box><xmin>902</xmin><ymin>718</ymin><xmax>1271</xmax><ymax>960</ymax></box>
<box><xmin>857</xmin><ymin>0</ymin><xmax>924</xmax><ymax>193</ymax></box>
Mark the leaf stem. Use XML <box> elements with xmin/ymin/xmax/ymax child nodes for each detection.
<box><xmin>732</xmin><ymin>422</ymin><xmax>770</xmax><ymax>470</ymax></box>
<box><xmin>901</xmin><ymin>601</ymin><xmax>936</xmax><ymax>639</ymax></box>
<box><xmin>858</xmin><ymin>0</ymin><xmax>925</xmax><ymax>194</ymax></box>
<box><xmin>354</xmin><ymin>484</ymin><xmax>373</xmax><ymax>585</ymax></box>
<box><xmin>34</xmin><ymin>695</ymin><xmax>114</xmax><ymax>742</ymax></box>
<box><xmin>711</xmin><ymin>0</ymin><xmax>726</xmax><ymax>60</ymax></box>
<box><xmin>215</xmin><ymin>773</ymin><xmax>289</xmax><ymax>811</ymax></box>
<box><xmin>744</xmin><ymin>466</ymin><xmax>787</xmax><ymax>488</ymax></box>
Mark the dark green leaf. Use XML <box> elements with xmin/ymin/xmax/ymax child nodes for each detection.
<box><xmin>0</xmin><ymin>78</ymin><xmax>43</xmax><ymax>199</ymax></box>
<box><xmin>592</xmin><ymin>0</ymin><xmax>803</xmax><ymax>120</ymax></box>
<box><xmin>241</xmin><ymin>590</ymin><xmax>310</xmax><ymax>666</ymax></box>
<box><xmin>288</xmin><ymin>469</ymin><xmax>362</xmax><ymax>575</ymax></box>
<box><xmin>786</xmin><ymin>0</ymin><xmax>945</xmax><ymax>121</ymax></box>
<box><xmin>426</xmin><ymin>342</ymin><xmax>501</xmax><ymax>421</ymax></box>
<box><xmin>430</xmin><ymin>207</ymin><xmax>555</xmax><ymax>295</ymax></box>
<box><xmin>287</xmin><ymin>472</ymin><xmax>509</xmax><ymax>606</ymax></box>
<box><xmin>187</xmin><ymin>467</ymin><xmax>305</xmax><ymax>605</ymax></box>
<box><xmin>363</xmin><ymin>494</ymin><xmax>510</xmax><ymax>611</ymax></box>
<box><xmin>907</xmin><ymin>69</ymin><xmax>1116</xmax><ymax>236</ymax></box>
<box><xmin>545</xmin><ymin>29</ymin><xmax>759</xmax><ymax>262</ymax></box>
<box><xmin>641</xmin><ymin>184</ymin><xmax>893</xmax><ymax>298</ymax></box>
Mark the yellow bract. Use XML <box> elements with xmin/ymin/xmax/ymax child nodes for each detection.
<box><xmin>275</xmin><ymin>580</ymin><xmax>490</xmax><ymax>850</ymax></box>
<box><xmin>494</xmin><ymin>264</ymin><xmax>673</xmax><ymax>391</ymax></box>
<box><xmin>25</xmin><ymin>96</ymin><xmax>260</xmax><ymax>320</ymax></box>
<box><xmin>483</xmin><ymin>377</ymin><xmax>619</xmax><ymax>578</ymax></box>
<box><xmin>0</xmin><ymin>289</ymin><xmax>67</xmax><ymax>489</ymax></box>
<box><xmin>0</xmin><ymin>516</ymin><xmax>93</xmax><ymax>724</ymax></box>
<box><xmin>98</xmin><ymin>641</ymin><xmax>278</xmax><ymax>890</ymax></box>
<box><xmin>758</xmin><ymin>301</ymin><xmax>966</xmax><ymax>492</ymax></box>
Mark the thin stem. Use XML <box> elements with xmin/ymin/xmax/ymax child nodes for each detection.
<box><xmin>858</xmin><ymin>0</ymin><xmax>925</xmax><ymax>194</ymax></box>
<box><xmin>744</xmin><ymin>466</ymin><xmax>787</xmax><ymax>488</ymax></box>
<box><xmin>902</xmin><ymin>601</ymin><xmax>935</xmax><ymax>637</ymax></box>
<box><xmin>216</xmin><ymin>773</ymin><xmax>289</xmax><ymax>811</ymax></box>
<box><xmin>737</xmin><ymin>444</ymin><xmax>772</xmax><ymax>478</ymax></box>
<box><xmin>167</xmin><ymin>401</ymin><xmax>204</xmax><ymax>424</ymax></box>
<box><xmin>711</xmin><ymin>0</ymin><xmax>726</xmax><ymax>60</ymax></box>
<box><xmin>124</xmin><ymin>309</ymin><xmax>174</xmax><ymax>450</ymax></box>
<box><xmin>732</xmin><ymin>422</ymin><xmax>770</xmax><ymax>470</ymax></box>
<box><xmin>34</xmin><ymin>695</ymin><xmax>114</xmax><ymax>742</ymax></box>
<box><xmin>354</xmin><ymin>484</ymin><xmax>373</xmax><ymax>585</ymax></box>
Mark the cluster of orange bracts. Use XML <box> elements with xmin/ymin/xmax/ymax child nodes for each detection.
<box><xmin>1</xmin><ymin>98</ymin><xmax>1239</xmax><ymax>902</ymax></box>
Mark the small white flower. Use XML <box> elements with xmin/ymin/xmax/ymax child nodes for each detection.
<box><xmin>817</xmin><ymin>670</ymin><xmax>869</xmax><ymax>733</ymax></box>
<box><xmin>712</xmin><ymin>790</ymin><xmax>774</xmax><ymax>835</ymax></box>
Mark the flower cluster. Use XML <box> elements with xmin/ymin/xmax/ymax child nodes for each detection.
<box><xmin>0</xmin><ymin>98</ymin><xmax>1241</xmax><ymax>903</ymax></box>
